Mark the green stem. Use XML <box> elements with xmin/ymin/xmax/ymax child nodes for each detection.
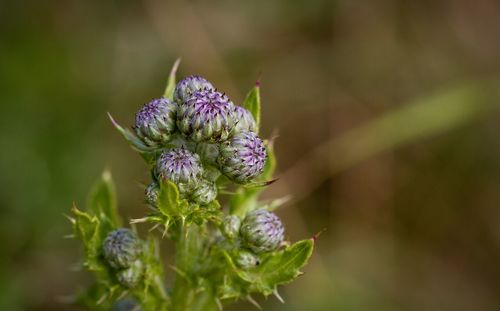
<box><xmin>171</xmin><ymin>224</ymin><xmax>218</xmax><ymax>311</ymax></box>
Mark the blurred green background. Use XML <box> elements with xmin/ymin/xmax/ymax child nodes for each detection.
<box><xmin>2</xmin><ymin>0</ymin><xmax>500</xmax><ymax>310</ymax></box>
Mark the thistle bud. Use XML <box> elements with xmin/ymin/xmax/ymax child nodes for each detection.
<box><xmin>134</xmin><ymin>98</ymin><xmax>177</xmax><ymax>147</ymax></box>
<box><xmin>116</xmin><ymin>260</ymin><xmax>144</xmax><ymax>288</ymax></box>
<box><xmin>233</xmin><ymin>106</ymin><xmax>257</xmax><ymax>133</ymax></box>
<box><xmin>235</xmin><ymin>250</ymin><xmax>260</xmax><ymax>269</ymax></box>
<box><xmin>217</xmin><ymin>131</ymin><xmax>267</xmax><ymax>184</ymax></box>
<box><xmin>145</xmin><ymin>182</ymin><xmax>159</xmax><ymax>207</ymax></box>
<box><xmin>240</xmin><ymin>209</ymin><xmax>284</xmax><ymax>253</ymax></box>
<box><xmin>102</xmin><ymin>229</ymin><xmax>142</xmax><ymax>269</ymax></box>
<box><xmin>174</xmin><ymin>75</ymin><xmax>214</xmax><ymax>104</ymax></box>
<box><xmin>155</xmin><ymin>148</ymin><xmax>203</xmax><ymax>193</ymax></box>
<box><xmin>177</xmin><ymin>89</ymin><xmax>236</xmax><ymax>142</ymax></box>
<box><xmin>191</xmin><ymin>179</ymin><xmax>217</xmax><ymax>205</ymax></box>
<box><xmin>113</xmin><ymin>299</ymin><xmax>142</xmax><ymax>311</ymax></box>
<box><xmin>221</xmin><ymin>215</ymin><xmax>241</xmax><ymax>240</ymax></box>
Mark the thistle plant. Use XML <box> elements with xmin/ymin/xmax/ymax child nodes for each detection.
<box><xmin>68</xmin><ymin>60</ymin><xmax>314</xmax><ymax>311</ymax></box>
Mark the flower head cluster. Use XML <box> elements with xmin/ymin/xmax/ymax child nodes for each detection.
<box><xmin>131</xmin><ymin>75</ymin><xmax>268</xmax><ymax>207</ymax></box>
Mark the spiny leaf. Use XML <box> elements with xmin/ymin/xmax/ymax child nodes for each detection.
<box><xmin>108</xmin><ymin>113</ymin><xmax>160</xmax><ymax>164</ymax></box>
<box><xmin>224</xmin><ymin>239</ymin><xmax>314</xmax><ymax>296</ymax></box>
<box><xmin>163</xmin><ymin>58</ymin><xmax>181</xmax><ymax>100</ymax></box>
<box><xmin>242</xmin><ymin>79</ymin><xmax>261</xmax><ymax>133</ymax></box>
<box><xmin>157</xmin><ymin>179</ymin><xmax>182</xmax><ymax>217</ymax></box>
<box><xmin>87</xmin><ymin>170</ymin><xmax>121</xmax><ymax>227</ymax></box>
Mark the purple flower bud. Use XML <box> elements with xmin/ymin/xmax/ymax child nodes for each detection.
<box><xmin>116</xmin><ymin>260</ymin><xmax>143</xmax><ymax>288</ymax></box>
<box><xmin>240</xmin><ymin>209</ymin><xmax>284</xmax><ymax>253</ymax></box>
<box><xmin>155</xmin><ymin>148</ymin><xmax>203</xmax><ymax>192</ymax></box>
<box><xmin>221</xmin><ymin>215</ymin><xmax>241</xmax><ymax>240</ymax></box>
<box><xmin>174</xmin><ymin>75</ymin><xmax>214</xmax><ymax>104</ymax></box>
<box><xmin>177</xmin><ymin>89</ymin><xmax>236</xmax><ymax>142</ymax></box>
<box><xmin>145</xmin><ymin>182</ymin><xmax>159</xmax><ymax>207</ymax></box>
<box><xmin>217</xmin><ymin>131</ymin><xmax>267</xmax><ymax>184</ymax></box>
<box><xmin>233</xmin><ymin>106</ymin><xmax>257</xmax><ymax>133</ymax></box>
<box><xmin>134</xmin><ymin>98</ymin><xmax>177</xmax><ymax>147</ymax></box>
<box><xmin>102</xmin><ymin>229</ymin><xmax>142</xmax><ymax>269</ymax></box>
<box><xmin>191</xmin><ymin>179</ymin><xmax>217</xmax><ymax>205</ymax></box>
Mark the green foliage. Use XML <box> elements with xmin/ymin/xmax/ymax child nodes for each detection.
<box><xmin>87</xmin><ymin>170</ymin><xmax>121</xmax><ymax>227</ymax></box>
<box><xmin>222</xmin><ymin>239</ymin><xmax>314</xmax><ymax>298</ymax></box>
<box><xmin>163</xmin><ymin>58</ymin><xmax>181</xmax><ymax>100</ymax></box>
<box><xmin>242</xmin><ymin>81</ymin><xmax>261</xmax><ymax>133</ymax></box>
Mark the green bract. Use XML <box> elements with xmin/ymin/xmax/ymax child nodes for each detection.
<box><xmin>221</xmin><ymin>215</ymin><xmax>241</xmax><ymax>240</ymax></box>
<box><xmin>116</xmin><ymin>260</ymin><xmax>144</xmax><ymax>288</ymax></box>
<box><xmin>70</xmin><ymin>60</ymin><xmax>314</xmax><ymax>311</ymax></box>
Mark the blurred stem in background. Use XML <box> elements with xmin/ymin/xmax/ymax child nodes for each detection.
<box><xmin>278</xmin><ymin>80</ymin><xmax>500</xmax><ymax>203</ymax></box>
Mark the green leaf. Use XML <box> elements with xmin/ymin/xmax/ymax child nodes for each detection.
<box><xmin>225</xmin><ymin>239</ymin><xmax>314</xmax><ymax>296</ymax></box>
<box><xmin>163</xmin><ymin>58</ymin><xmax>181</xmax><ymax>100</ymax></box>
<box><xmin>157</xmin><ymin>179</ymin><xmax>185</xmax><ymax>217</ymax></box>
<box><xmin>242</xmin><ymin>80</ymin><xmax>261</xmax><ymax>133</ymax></box>
<box><xmin>108</xmin><ymin>113</ymin><xmax>161</xmax><ymax>164</ymax></box>
<box><xmin>87</xmin><ymin>170</ymin><xmax>121</xmax><ymax>227</ymax></box>
<box><xmin>71</xmin><ymin>205</ymin><xmax>108</xmax><ymax>271</ymax></box>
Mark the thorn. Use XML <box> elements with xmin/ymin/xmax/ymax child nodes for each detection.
<box><xmin>149</xmin><ymin>223</ymin><xmax>160</xmax><ymax>232</ymax></box>
<box><xmin>107</xmin><ymin>112</ymin><xmax>119</xmax><ymax>128</ymax></box>
<box><xmin>117</xmin><ymin>289</ymin><xmax>128</xmax><ymax>300</ymax></box>
<box><xmin>312</xmin><ymin>228</ymin><xmax>326</xmax><ymax>242</ymax></box>
<box><xmin>273</xmin><ymin>289</ymin><xmax>285</xmax><ymax>303</ymax></box>
<box><xmin>216</xmin><ymin>298</ymin><xmax>223</xmax><ymax>311</ymax></box>
<box><xmin>63</xmin><ymin>234</ymin><xmax>75</xmax><ymax>239</ymax></box>
<box><xmin>130</xmin><ymin>217</ymin><xmax>149</xmax><ymax>224</ymax></box>
<box><xmin>63</xmin><ymin>214</ymin><xmax>75</xmax><ymax>225</ymax></box>
<box><xmin>246</xmin><ymin>295</ymin><xmax>262</xmax><ymax>310</ymax></box>
<box><xmin>255</xmin><ymin>72</ymin><xmax>262</xmax><ymax>87</ymax></box>
<box><xmin>169</xmin><ymin>58</ymin><xmax>181</xmax><ymax>78</ymax></box>
<box><xmin>96</xmin><ymin>292</ymin><xmax>108</xmax><ymax>305</ymax></box>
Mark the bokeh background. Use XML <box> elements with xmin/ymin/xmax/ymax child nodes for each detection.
<box><xmin>2</xmin><ymin>0</ymin><xmax>500</xmax><ymax>310</ymax></box>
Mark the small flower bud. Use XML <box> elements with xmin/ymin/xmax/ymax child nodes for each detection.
<box><xmin>102</xmin><ymin>229</ymin><xmax>142</xmax><ymax>269</ymax></box>
<box><xmin>235</xmin><ymin>250</ymin><xmax>260</xmax><ymax>269</ymax></box>
<box><xmin>217</xmin><ymin>131</ymin><xmax>267</xmax><ymax>184</ymax></box>
<box><xmin>191</xmin><ymin>179</ymin><xmax>217</xmax><ymax>205</ymax></box>
<box><xmin>221</xmin><ymin>215</ymin><xmax>241</xmax><ymax>240</ymax></box>
<box><xmin>233</xmin><ymin>106</ymin><xmax>257</xmax><ymax>133</ymax></box>
<box><xmin>116</xmin><ymin>260</ymin><xmax>143</xmax><ymax>288</ymax></box>
<box><xmin>155</xmin><ymin>148</ymin><xmax>203</xmax><ymax>193</ymax></box>
<box><xmin>113</xmin><ymin>299</ymin><xmax>142</xmax><ymax>311</ymax></box>
<box><xmin>145</xmin><ymin>182</ymin><xmax>159</xmax><ymax>207</ymax></box>
<box><xmin>240</xmin><ymin>209</ymin><xmax>284</xmax><ymax>253</ymax></box>
<box><xmin>174</xmin><ymin>75</ymin><xmax>214</xmax><ymax>104</ymax></box>
<box><xmin>134</xmin><ymin>98</ymin><xmax>177</xmax><ymax>147</ymax></box>
<box><xmin>177</xmin><ymin>89</ymin><xmax>236</xmax><ymax>142</ymax></box>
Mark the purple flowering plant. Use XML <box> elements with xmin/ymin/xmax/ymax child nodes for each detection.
<box><xmin>68</xmin><ymin>60</ymin><xmax>314</xmax><ymax>311</ymax></box>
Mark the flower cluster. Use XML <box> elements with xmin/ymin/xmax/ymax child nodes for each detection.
<box><xmin>70</xmin><ymin>64</ymin><xmax>314</xmax><ymax>311</ymax></box>
<box><xmin>133</xmin><ymin>75</ymin><xmax>267</xmax><ymax>208</ymax></box>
